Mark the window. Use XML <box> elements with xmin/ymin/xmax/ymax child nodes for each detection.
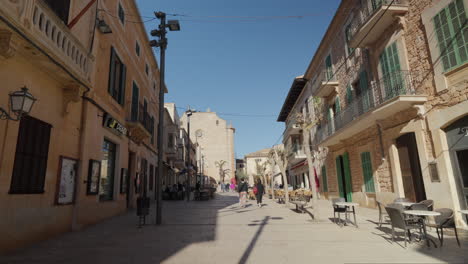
<box><xmin>433</xmin><ymin>0</ymin><xmax>467</xmax><ymax>71</ymax></box>
<box><xmin>9</xmin><ymin>116</ymin><xmax>51</xmax><ymax>194</ymax></box>
<box><xmin>379</xmin><ymin>42</ymin><xmax>405</xmax><ymax>99</ymax></box>
<box><xmin>361</xmin><ymin>152</ymin><xmax>375</xmax><ymax>192</ymax></box>
<box><xmin>150</xmin><ymin>116</ymin><xmax>155</xmax><ymax>145</ymax></box>
<box><xmin>100</xmin><ymin>140</ymin><xmax>117</xmax><ymax>201</ymax></box>
<box><xmin>346</xmin><ymin>84</ymin><xmax>353</xmax><ymax>104</ymax></box>
<box><xmin>344</xmin><ymin>23</ymin><xmax>354</xmax><ymax>55</ymax></box>
<box><xmin>108</xmin><ymin>47</ymin><xmax>126</xmax><ymax>105</ymax></box>
<box><xmin>168</xmin><ymin>133</ymin><xmax>175</xmax><ymax>148</ymax></box>
<box><xmin>304</xmin><ymin>98</ymin><xmax>310</xmax><ymax>114</ymax></box>
<box><xmin>135</xmin><ymin>41</ymin><xmax>140</xmax><ymax>56</ymax></box>
<box><xmin>325</xmin><ymin>54</ymin><xmax>333</xmax><ymax>80</ymax></box>
<box><xmin>321</xmin><ymin>165</ymin><xmax>328</xmax><ymax>192</ymax></box>
<box><xmin>118</xmin><ymin>3</ymin><xmax>125</xmax><ymax>25</ymax></box>
<box><xmin>44</xmin><ymin>0</ymin><xmax>70</xmax><ymax>24</ymax></box>
<box><xmin>131</xmin><ymin>82</ymin><xmax>139</xmax><ymax>121</ymax></box>
<box><xmin>145</xmin><ymin>64</ymin><xmax>149</xmax><ymax>75</ymax></box>
<box><xmin>149</xmin><ymin>165</ymin><xmax>154</xmax><ymax>191</ymax></box>
<box><xmin>153</xmin><ymin>82</ymin><xmax>156</xmax><ymax>90</ymax></box>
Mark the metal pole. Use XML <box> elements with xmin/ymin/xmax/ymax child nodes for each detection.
<box><xmin>186</xmin><ymin>110</ymin><xmax>191</xmax><ymax>201</ymax></box>
<box><xmin>155</xmin><ymin>12</ymin><xmax>166</xmax><ymax>225</ymax></box>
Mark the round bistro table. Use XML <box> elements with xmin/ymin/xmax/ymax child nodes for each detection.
<box><xmin>404</xmin><ymin>210</ymin><xmax>441</xmax><ymax>248</ymax></box>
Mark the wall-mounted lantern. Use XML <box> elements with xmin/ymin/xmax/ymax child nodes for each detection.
<box><xmin>0</xmin><ymin>87</ymin><xmax>37</xmax><ymax>121</ymax></box>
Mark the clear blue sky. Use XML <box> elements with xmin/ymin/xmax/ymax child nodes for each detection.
<box><xmin>136</xmin><ymin>0</ymin><xmax>341</xmax><ymax>158</ymax></box>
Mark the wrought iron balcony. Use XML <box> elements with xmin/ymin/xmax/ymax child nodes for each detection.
<box><xmin>349</xmin><ymin>0</ymin><xmax>409</xmax><ymax>48</ymax></box>
<box><xmin>313</xmin><ymin>71</ymin><xmax>427</xmax><ymax>147</ymax></box>
<box><xmin>288</xmin><ymin>144</ymin><xmax>307</xmax><ymax>163</ymax></box>
<box><xmin>127</xmin><ymin>104</ymin><xmax>152</xmax><ymax>143</ymax></box>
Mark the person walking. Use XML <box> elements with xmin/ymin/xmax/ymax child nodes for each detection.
<box><xmin>254</xmin><ymin>179</ymin><xmax>265</xmax><ymax>207</ymax></box>
<box><xmin>238</xmin><ymin>178</ymin><xmax>248</xmax><ymax>208</ymax></box>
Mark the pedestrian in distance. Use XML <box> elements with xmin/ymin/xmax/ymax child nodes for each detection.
<box><xmin>238</xmin><ymin>178</ymin><xmax>248</xmax><ymax>208</ymax></box>
<box><xmin>254</xmin><ymin>179</ymin><xmax>265</xmax><ymax>207</ymax></box>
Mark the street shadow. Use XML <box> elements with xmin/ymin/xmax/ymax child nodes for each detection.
<box><xmin>0</xmin><ymin>192</ymin><xmax>239</xmax><ymax>264</ymax></box>
<box><xmin>238</xmin><ymin>216</ymin><xmax>284</xmax><ymax>264</ymax></box>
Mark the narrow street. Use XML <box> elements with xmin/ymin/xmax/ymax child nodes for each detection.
<box><xmin>1</xmin><ymin>193</ymin><xmax>467</xmax><ymax>264</ymax></box>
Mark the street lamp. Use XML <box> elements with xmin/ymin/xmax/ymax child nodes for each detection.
<box><xmin>150</xmin><ymin>11</ymin><xmax>180</xmax><ymax>225</ymax></box>
<box><xmin>0</xmin><ymin>87</ymin><xmax>37</xmax><ymax>121</ymax></box>
<box><xmin>185</xmin><ymin>108</ymin><xmax>196</xmax><ymax>201</ymax></box>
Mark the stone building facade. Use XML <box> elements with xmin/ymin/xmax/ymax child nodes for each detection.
<box><xmin>244</xmin><ymin>148</ymin><xmax>271</xmax><ymax>186</ymax></box>
<box><xmin>180</xmin><ymin>111</ymin><xmax>235</xmax><ymax>184</ymax></box>
<box><xmin>0</xmin><ymin>0</ymin><xmax>163</xmax><ymax>253</ymax></box>
<box><xmin>279</xmin><ymin>0</ymin><xmax>467</xmax><ymax>228</ymax></box>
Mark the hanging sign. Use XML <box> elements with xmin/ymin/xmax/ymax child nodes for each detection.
<box><xmin>103</xmin><ymin>113</ymin><xmax>128</xmax><ymax>136</ymax></box>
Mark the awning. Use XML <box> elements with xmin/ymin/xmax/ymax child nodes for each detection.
<box><xmin>291</xmin><ymin>160</ymin><xmax>308</xmax><ymax>170</ymax></box>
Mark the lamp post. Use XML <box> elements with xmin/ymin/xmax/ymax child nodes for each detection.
<box><xmin>185</xmin><ymin>108</ymin><xmax>196</xmax><ymax>201</ymax></box>
<box><xmin>0</xmin><ymin>87</ymin><xmax>36</xmax><ymax>121</ymax></box>
<box><xmin>150</xmin><ymin>11</ymin><xmax>180</xmax><ymax>225</ymax></box>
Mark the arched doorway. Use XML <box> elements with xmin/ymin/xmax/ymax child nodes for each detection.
<box><xmin>444</xmin><ymin>115</ymin><xmax>468</xmax><ymax>209</ymax></box>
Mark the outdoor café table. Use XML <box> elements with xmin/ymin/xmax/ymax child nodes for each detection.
<box><xmin>395</xmin><ymin>201</ymin><xmax>416</xmax><ymax>208</ymax></box>
<box><xmin>459</xmin><ymin>210</ymin><xmax>468</xmax><ymax>223</ymax></box>
<box><xmin>404</xmin><ymin>210</ymin><xmax>441</xmax><ymax>248</ymax></box>
<box><xmin>335</xmin><ymin>202</ymin><xmax>359</xmax><ymax>228</ymax></box>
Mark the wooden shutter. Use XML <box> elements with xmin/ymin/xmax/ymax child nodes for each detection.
<box><xmin>343</xmin><ymin>152</ymin><xmax>353</xmax><ymax>202</ymax></box>
<box><xmin>119</xmin><ymin>64</ymin><xmax>126</xmax><ymax>105</ymax></box>
<box><xmin>325</xmin><ymin>55</ymin><xmax>333</xmax><ymax>80</ymax></box>
<box><xmin>359</xmin><ymin>71</ymin><xmax>371</xmax><ymax>112</ymax></box>
<box><xmin>361</xmin><ymin>152</ymin><xmax>375</xmax><ymax>192</ymax></box>
<box><xmin>108</xmin><ymin>47</ymin><xmax>116</xmax><ymax>95</ymax></box>
<box><xmin>10</xmin><ymin>116</ymin><xmax>52</xmax><ymax>194</ymax></box>
<box><xmin>131</xmin><ymin>82</ymin><xmax>139</xmax><ymax>121</ymax></box>
<box><xmin>346</xmin><ymin>85</ymin><xmax>353</xmax><ymax>104</ymax></box>
<box><xmin>321</xmin><ymin>165</ymin><xmax>328</xmax><ymax>192</ymax></box>
<box><xmin>335</xmin><ymin>156</ymin><xmax>344</xmax><ymax>198</ymax></box>
<box><xmin>434</xmin><ymin>0</ymin><xmax>468</xmax><ymax>71</ymax></box>
<box><xmin>149</xmin><ymin>165</ymin><xmax>154</xmax><ymax>191</ymax></box>
<box><xmin>335</xmin><ymin>97</ymin><xmax>341</xmax><ymax>114</ymax></box>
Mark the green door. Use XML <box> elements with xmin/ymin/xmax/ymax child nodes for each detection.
<box><xmin>343</xmin><ymin>152</ymin><xmax>353</xmax><ymax>202</ymax></box>
<box><xmin>335</xmin><ymin>156</ymin><xmax>345</xmax><ymax>199</ymax></box>
<box><xmin>379</xmin><ymin>42</ymin><xmax>404</xmax><ymax>100</ymax></box>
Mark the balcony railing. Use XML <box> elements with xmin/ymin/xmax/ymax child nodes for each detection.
<box><xmin>130</xmin><ymin>104</ymin><xmax>152</xmax><ymax>133</ymax></box>
<box><xmin>0</xmin><ymin>0</ymin><xmax>92</xmax><ymax>83</ymax></box>
<box><xmin>289</xmin><ymin>144</ymin><xmax>305</xmax><ymax>156</ymax></box>
<box><xmin>349</xmin><ymin>0</ymin><xmax>409</xmax><ymax>48</ymax></box>
<box><xmin>314</xmin><ymin>70</ymin><xmax>418</xmax><ymax>145</ymax></box>
<box><xmin>313</xmin><ymin>69</ymin><xmax>340</xmax><ymax>97</ymax></box>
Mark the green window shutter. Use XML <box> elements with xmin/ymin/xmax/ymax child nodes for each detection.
<box><xmin>108</xmin><ymin>47</ymin><xmax>116</xmax><ymax>95</ymax></box>
<box><xmin>380</xmin><ymin>42</ymin><xmax>404</xmax><ymax>99</ymax></box>
<box><xmin>335</xmin><ymin>157</ymin><xmax>344</xmax><ymax>198</ymax></box>
<box><xmin>361</xmin><ymin>152</ymin><xmax>375</xmax><ymax>193</ymax></box>
<box><xmin>325</xmin><ymin>55</ymin><xmax>333</xmax><ymax>80</ymax></box>
<box><xmin>119</xmin><ymin>64</ymin><xmax>126</xmax><ymax>105</ymax></box>
<box><xmin>322</xmin><ymin>165</ymin><xmax>328</xmax><ymax>192</ymax></box>
<box><xmin>342</xmin><ymin>152</ymin><xmax>353</xmax><ymax>202</ymax></box>
<box><xmin>345</xmin><ymin>24</ymin><xmax>355</xmax><ymax>55</ymax></box>
<box><xmin>433</xmin><ymin>0</ymin><xmax>468</xmax><ymax>71</ymax></box>
<box><xmin>346</xmin><ymin>85</ymin><xmax>353</xmax><ymax>104</ymax></box>
<box><xmin>372</xmin><ymin>0</ymin><xmax>383</xmax><ymax>11</ymax></box>
<box><xmin>335</xmin><ymin>97</ymin><xmax>341</xmax><ymax>114</ymax></box>
<box><xmin>359</xmin><ymin>71</ymin><xmax>371</xmax><ymax>111</ymax></box>
<box><xmin>131</xmin><ymin>82</ymin><xmax>139</xmax><ymax>121</ymax></box>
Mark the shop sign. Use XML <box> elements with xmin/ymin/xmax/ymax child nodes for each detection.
<box><xmin>103</xmin><ymin>114</ymin><xmax>128</xmax><ymax>136</ymax></box>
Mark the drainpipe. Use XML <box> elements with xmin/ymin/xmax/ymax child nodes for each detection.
<box><xmin>377</xmin><ymin>123</ymin><xmax>385</xmax><ymax>161</ymax></box>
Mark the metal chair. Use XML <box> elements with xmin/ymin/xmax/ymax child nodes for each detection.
<box><xmin>387</xmin><ymin>203</ymin><xmax>405</xmax><ymax>211</ymax></box>
<box><xmin>426</xmin><ymin>208</ymin><xmax>460</xmax><ymax>247</ymax></box>
<box><xmin>377</xmin><ymin>201</ymin><xmax>389</xmax><ymax>227</ymax></box>
<box><xmin>418</xmin><ymin>200</ymin><xmax>434</xmax><ymax>211</ymax></box>
<box><xmin>393</xmin><ymin>197</ymin><xmax>410</xmax><ymax>203</ymax></box>
<box><xmin>332</xmin><ymin>198</ymin><xmax>346</xmax><ymax>225</ymax></box>
<box><xmin>385</xmin><ymin>206</ymin><xmax>423</xmax><ymax>247</ymax></box>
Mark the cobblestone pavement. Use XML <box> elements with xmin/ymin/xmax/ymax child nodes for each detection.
<box><xmin>1</xmin><ymin>192</ymin><xmax>468</xmax><ymax>264</ymax></box>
